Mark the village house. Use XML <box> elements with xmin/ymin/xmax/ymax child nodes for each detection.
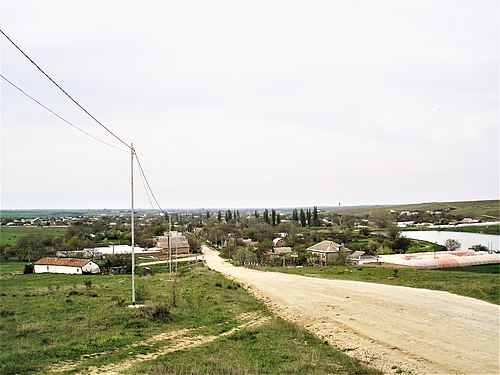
<box><xmin>157</xmin><ymin>231</ymin><xmax>190</xmax><ymax>254</ymax></box>
<box><xmin>307</xmin><ymin>240</ymin><xmax>351</xmax><ymax>266</ymax></box>
<box><xmin>34</xmin><ymin>257</ymin><xmax>100</xmax><ymax>274</ymax></box>
<box><xmin>267</xmin><ymin>237</ymin><xmax>292</xmax><ymax>260</ymax></box>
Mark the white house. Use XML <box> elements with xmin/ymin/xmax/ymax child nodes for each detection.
<box><xmin>34</xmin><ymin>257</ymin><xmax>100</xmax><ymax>274</ymax></box>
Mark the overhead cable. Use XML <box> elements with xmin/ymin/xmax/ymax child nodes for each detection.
<box><xmin>0</xmin><ymin>29</ymin><xmax>131</xmax><ymax>150</ymax></box>
<box><xmin>0</xmin><ymin>74</ymin><xmax>128</xmax><ymax>153</ymax></box>
<box><xmin>134</xmin><ymin>151</ymin><xmax>166</xmax><ymax>215</ymax></box>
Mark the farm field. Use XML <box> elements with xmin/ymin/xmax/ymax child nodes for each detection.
<box><xmin>328</xmin><ymin>199</ymin><xmax>500</xmax><ymax>219</ymax></box>
<box><xmin>0</xmin><ymin>262</ymin><xmax>375</xmax><ymax>374</ymax></box>
<box><xmin>253</xmin><ymin>264</ymin><xmax>500</xmax><ymax>304</ymax></box>
<box><xmin>0</xmin><ymin>226</ymin><xmax>68</xmax><ymax>246</ymax></box>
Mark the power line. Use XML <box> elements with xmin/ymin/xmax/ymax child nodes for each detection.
<box><xmin>134</xmin><ymin>151</ymin><xmax>166</xmax><ymax>215</ymax></box>
<box><xmin>0</xmin><ymin>74</ymin><xmax>128</xmax><ymax>153</ymax></box>
<box><xmin>0</xmin><ymin>29</ymin><xmax>131</xmax><ymax>150</ymax></box>
<box><xmin>2</xmin><ymin>30</ymin><xmax>167</xmax><ymax>214</ymax></box>
<box><xmin>136</xmin><ymin>155</ymin><xmax>155</xmax><ymax>210</ymax></box>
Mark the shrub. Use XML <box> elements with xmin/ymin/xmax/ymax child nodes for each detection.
<box><xmin>138</xmin><ymin>304</ymin><xmax>172</xmax><ymax>322</ymax></box>
<box><xmin>84</xmin><ymin>280</ymin><xmax>92</xmax><ymax>289</ymax></box>
<box><xmin>23</xmin><ymin>263</ymin><xmax>34</xmax><ymax>274</ymax></box>
<box><xmin>135</xmin><ymin>283</ymin><xmax>148</xmax><ymax>304</ymax></box>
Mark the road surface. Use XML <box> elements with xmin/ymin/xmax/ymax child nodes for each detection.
<box><xmin>202</xmin><ymin>245</ymin><xmax>499</xmax><ymax>374</ymax></box>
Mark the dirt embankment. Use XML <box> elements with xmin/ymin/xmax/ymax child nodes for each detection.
<box><xmin>202</xmin><ymin>245</ymin><xmax>499</xmax><ymax>375</ymax></box>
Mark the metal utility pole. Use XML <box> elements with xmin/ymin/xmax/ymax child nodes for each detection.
<box><xmin>168</xmin><ymin>212</ymin><xmax>172</xmax><ymax>280</ymax></box>
<box><xmin>131</xmin><ymin>143</ymin><xmax>136</xmax><ymax>305</ymax></box>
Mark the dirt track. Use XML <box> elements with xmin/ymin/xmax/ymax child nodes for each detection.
<box><xmin>202</xmin><ymin>246</ymin><xmax>499</xmax><ymax>374</ymax></box>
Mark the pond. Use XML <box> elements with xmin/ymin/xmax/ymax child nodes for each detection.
<box><xmin>402</xmin><ymin>230</ymin><xmax>499</xmax><ymax>251</ymax></box>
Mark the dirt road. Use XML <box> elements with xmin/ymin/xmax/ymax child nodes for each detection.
<box><xmin>202</xmin><ymin>245</ymin><xmax>499</xmax><ymax>374</ymax></box>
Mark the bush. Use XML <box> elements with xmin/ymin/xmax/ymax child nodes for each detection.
<box><xmin>23</xmin><ymin>263</ymin><xmax>34</xmax><ymax>274</ymax></box>
<box><xmin>135</xmin><ymin>283</ymin><xmax>148</xmax><ymax>304</ymax></box>
<box><xmin>138</xmin><ymin>304</ymin><xmax>172</xmax><ymax>322</ymax></box>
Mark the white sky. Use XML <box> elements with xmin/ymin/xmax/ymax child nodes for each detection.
<box><xmin>1</xmin><ymin>0</ymin><xmax>498</xmax><ymax>209</ymax></box>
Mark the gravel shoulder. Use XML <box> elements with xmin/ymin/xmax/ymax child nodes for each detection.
<box><xmin>202</xmin><ymin>245</ymin><xmax>499</xmax><ymax>374</ymax></box>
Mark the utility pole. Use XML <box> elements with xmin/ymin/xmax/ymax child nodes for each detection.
<box><xmin>131</xmin><ymin>143</ymin><xmax>136</xmax><ymax>305</ymax></box>
<box><xmin>168</xmin><ymin>212</ymin><xmax>172</xmax><ymax>280</ymax></box>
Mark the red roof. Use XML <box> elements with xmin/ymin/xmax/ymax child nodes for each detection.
<box><xmin>34</xmin><ymin>257</ymin><xmax>92</xmax><ymax>267</ymax></box>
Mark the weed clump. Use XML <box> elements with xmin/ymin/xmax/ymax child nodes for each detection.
<box><xmin>0</xmin><ymin>309</ymin><xmax>15</xmax><ymax>317</ymax></box>
<box><xmin>138</xmin><ymin>304</ymin><xmax>172</xmax><ymax>322</ymax></box>
<box><xmin>84</xmin><ymin>280</ymin><xmax>92</xmax><ymax>289</ymax></box>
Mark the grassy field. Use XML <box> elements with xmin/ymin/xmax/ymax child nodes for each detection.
<box><xmin>328</xmin><ymin>199</ymin><xmax>499</xmax><ymax>219</ymax></box>
<box><xmin>253</xmin><ymin>265</ymin><xmax>499</xmax><ymax>305</ymax></box>
<box><xmin>434</xmin><ymin>225</ymin><xmax>500</xmax><ymax>235</ymax></box>
<box><xmin>0</xmin><ymin>226</ymin><xmax>68</xmax><ymax>246</ymax></box>
<box><xmin>0</xmin><ymin>262</ymin><xmax>377</xmax><ymax>374</ymax></box>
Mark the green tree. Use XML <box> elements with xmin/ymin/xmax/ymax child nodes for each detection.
<box><xmin>313</xmin><ymin>206</ymin><xmax>320</xmax><ymax>226</ymax></box>
<box><xmin>217</xmin><ymin>211</ymin><xmax>222</xmax><ymax>223</ymax></box>
<box><xmin>271</xmin><ymin>209</ymin><xmax>276</xmax><ymax>227</ymax></box>
<box><xmin>306</xmin><ymin>209</ymin><xmax>312</xmax><ymax>227</ymax></box>
<box><xmin>386</xmin><ymin>223</ymin><xmax>402</xmax><ymax>239</ymax></box>
<box><xmin>444</xmin><ymin>238</ymin><xmax>461</xmax><ymax>251</ymax></box>
<box><xmin>292</xmin><ymin>209</ymin><xmax>299</xmax><ymax>222</ymax></box>
<box><xmin>299</xmin><ymin>209</ymin><xmax>306</xmax><ymax>227</ymax></box>
<box><xmin>263</xmin><ymin>209</ymin><xmax>269</xmax><ymax>225</ymax></box>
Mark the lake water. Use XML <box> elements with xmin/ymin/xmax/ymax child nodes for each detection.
<box><xmin>402</xmin><ymin>230</ymin><xmax>499</xmax><ymax>251</ymax></box>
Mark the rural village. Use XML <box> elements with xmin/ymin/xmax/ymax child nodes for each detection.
<box><xmin>1</xmin><ymin>2</ymin><xmax>498</xmax><ymax>374</ymax></box>
<box><xmin>1</xmin><ymin>201</ymin><xmax>499</xmax><ymax>374</ymax></box>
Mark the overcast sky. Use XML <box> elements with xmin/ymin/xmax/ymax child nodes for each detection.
<box><xmin>1</xmin><ymin>0</ymin><xmax>498</xmax><ymax>209</ymax></box>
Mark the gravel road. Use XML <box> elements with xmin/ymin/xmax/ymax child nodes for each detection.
<box><xmin>202</xmin><ymin>245</ymin><xmax>499</xmax><ymax>374</ymax></box>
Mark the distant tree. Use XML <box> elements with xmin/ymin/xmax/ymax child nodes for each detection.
<box><xmin>271</xmin><ymin>209</ymin><xmax>276</xmax><ymax>227</ymax></box>
<box><xmin>386</xmin><ymin>223</ymin><xmax>402</xmax><ymax>240</ymax></box>
<box><xmin>393</xmin><ymin>236</ymin><xmax>411</xmax><ymax>253</ymax></box>
<box><xmin>313</xmin><ymin>206</ymin><xmax>320</xmax><ymax>227</ymax></box>
<box><xmin>217</xmin><ymin>211</ymin><xmax>222</xmax><ymax>223</ymax></box>
<box><xmin>206</xmin><ymin>211</ymin><xmax>210</xmax><ymax>219</ymax></box>
<box><xmin>470</xmin><ymin>244</ymin><xmax>489</xmax><ymax>252</ymax></box>
<box><xmin>299</xmin><ymin>209</ymin><xmax>306</xmax><ymax>227</ymax></box>
<box><xmin>292</xmin><ymin>209</ymin><xmax>299</xmax><ymax>222</ymax></box>
<box><xmin>185</xmin><ymin>234</ymin><xmax>202</xmax><ymax>253</ymax></box>
<box><xmin>359</xmin><ymin>227</ymin><xmax>371</xmax><ymax>236</ymax></box>
<box><xmin>276</xmin><ymin>213</ymin><xmax>281</xmax><ymax>225</ymax></box>
<box><xmin>375</xmin><ymin>245</ymin><xmax>393</xmax><ymax>255</ymax></box>
<box><xmin>306</xmin><ymin>209</ymin><xmax>312</xmax><ymax>227</ymax></box>
<box><xmin>444</xmin><ymin>238</ymin><xmax>461</xmax><ymax>251</ymax></box>
<box><xmin>263</xmin><ymin>209</ymin><xmax>269</xmax><ymax>225</ymax></box>
<box><xmin>372</xmin><ymin>211</ymin><xmax>394</xmax><ymax>228</ymax></box>
<box><xmin>254</xmin><ymin>210</ymin><xmax>259</xmax><ymax>219</ymax></box>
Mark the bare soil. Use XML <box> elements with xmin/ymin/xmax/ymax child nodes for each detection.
<box><xmin>202</xmin><ymin>245</ymin><xmax>499</xmax><ymax>375</ymax></box>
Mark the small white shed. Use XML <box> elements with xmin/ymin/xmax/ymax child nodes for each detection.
<box><xmin>34</xmin><ymin>257</ymin><xmax>100</xmax><ymax>274</ymax></box>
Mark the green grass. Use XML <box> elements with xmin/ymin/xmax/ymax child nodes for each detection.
<box><xmin>0</xmin><ymin>262</ymin><xmax>376</xmax><ymax>374</ymax></box>
<box><xmin>435</xmin><ymin>225</ymin><xmax>500</xmax><ymax>235</ymax></box>
<box><xmin>328</xmin><ymin>199</ymin><xmax>499</xmax><ymax>219</ymax></box>
<box><xmin>253</xmin><ymin>265</ymin><xmax>500</xmax><ymax>305</ymax></box>
<box><xmin>0</xmin><ymin>226</ymin><xmax>68</xmax><ymax>246</ymax></box>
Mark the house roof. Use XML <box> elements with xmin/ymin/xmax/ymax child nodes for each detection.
<box><xmin>272</xmin><ymin>238</ymin><xmax>283</xmax><ymax>245</ymax></box>
<box><xmin>349</xmin><ymin>251</ymin><xmax>366</xmax><ymax>258</ymax></box>
<box><xmin>34</xmin><ymin>257</ymin><xmax>92</xmax><ymax>267</ymax></box>
<box><xmin>307</xmin><ymin>241</ymin><xmax>341</xmax><ymax>253</ymax></box>
<box><xmin>157</xmin><ymin>235</ymin><xmax>189</xmax><ymax>249</ymax></box>
<box><xmin>273</xmin><ymin>247</ymin><xmax>292</xmax><ymax>254</ymax></box>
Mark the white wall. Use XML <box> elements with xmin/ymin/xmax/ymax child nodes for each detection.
<box><xmin>34</xmin><ymin>265</ymin><xmax>83</xmax><ymax>274</ymax></box>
